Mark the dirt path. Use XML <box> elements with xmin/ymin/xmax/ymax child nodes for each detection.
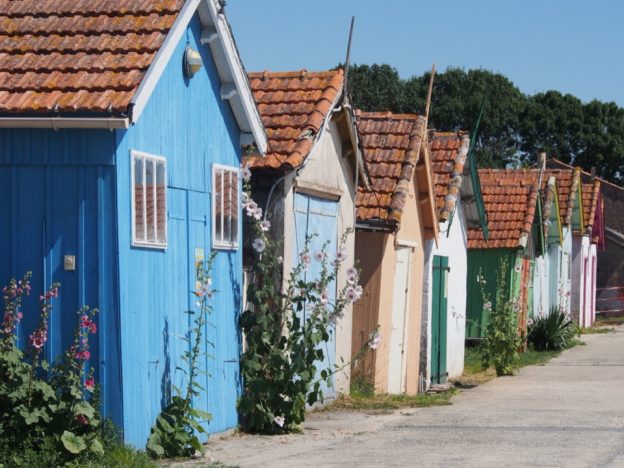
<box><xmin>184</xmin><ymin>326</ymin><xmax>624</xmax><ymax>467</ymax></box>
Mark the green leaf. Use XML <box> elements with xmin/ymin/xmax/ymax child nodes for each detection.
<box><xmin>146</xmin><ymin>433</ymin><xmax>165</xmax><ymax>457</ymax></box>
<box><xmin>156</xmin><ymin>415</ymin><xmax>175</xmax><ymax>433</ymax></box>
<box><xmin>61</xmin><ymin>431</ymin><xmax>87</xmax><ymax>454</ymax></box>
<box><xmin>90</xmin><ymin>438</ymin><xmax>104</xmax><ymax>455</ymax></box>
<box><xmin>190</xmin><ymin>408</ymin><xmax>213</xmax><ymax>421</ymax></box>
<box><xmin>74</xmin><ymin>401</ymin><xmax>96</xmax><ymax>419</ymax></box>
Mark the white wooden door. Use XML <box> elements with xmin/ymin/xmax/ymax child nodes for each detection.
<box><xmin>388</xmin><ymin>246</ymin><xmax>411</xmax><ymax>394</ymax></box>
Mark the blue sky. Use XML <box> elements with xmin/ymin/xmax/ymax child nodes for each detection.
<box><xmin>227</xmin><ymin>0</ymin><xmax>624</xmax><ymax>106</ymax></box>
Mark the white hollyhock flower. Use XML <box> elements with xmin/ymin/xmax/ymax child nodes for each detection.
<box><xmin>252</xmin><ymin>238</ymin><xmax>266</xmax><ymax>253</ymax></box>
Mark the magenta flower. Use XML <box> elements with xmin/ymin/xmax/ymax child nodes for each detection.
<box><xmin>89</xmin><ymin>322</ymin><xmax>97</xmax><ymax>334</ymax></box>
<box><xmin>85</xmin><ymin>378</ymin><xmax>95</xmax><ymax>391</ymax></box>
<box><xmin>29</xmin><ymin>332</ymin><xmax>46</xmax><ymax>349</ymax></box>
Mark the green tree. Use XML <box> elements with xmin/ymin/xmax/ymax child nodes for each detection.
<box><xmin>346</xmin><ymin>63</ymin><xmax>624</xmax><ymax>184</ymax></box>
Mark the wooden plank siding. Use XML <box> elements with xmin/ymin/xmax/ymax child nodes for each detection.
<box><xmin>352</xmin><ymin>230</ymin><xmax>386</xmax><ymax>386</ymax></box>
<box><xmin>113</xmin><ymin>13</ymin><xmax>243</xmax><ymax>446</ymax></box>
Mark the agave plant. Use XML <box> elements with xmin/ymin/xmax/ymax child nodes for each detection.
<box><xmin>527</xmin><ymin>306</ymin><xmax>575</xmax><ymax>351</ymax></box>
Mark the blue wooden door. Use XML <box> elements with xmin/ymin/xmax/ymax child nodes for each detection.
<box><xmin>293</xmin><ymin>192</ymin><xmax>338</xmax><ymax>399</ymax></box>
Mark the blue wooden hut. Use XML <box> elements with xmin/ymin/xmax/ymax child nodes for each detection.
<box><xmin>0</xmin><ymin>0</ymin><xmax>266</xmax><ymax>447</ymax></box>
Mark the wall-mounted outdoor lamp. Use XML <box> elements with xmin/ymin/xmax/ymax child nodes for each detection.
<box><xmin>184</xmin><ymin>46</ymin><xmax>203</xmax><ymax>78</ymax></box>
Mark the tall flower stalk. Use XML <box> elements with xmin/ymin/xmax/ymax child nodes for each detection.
<box><xmin>239</xmin><ymin>166</ymin><xmax>375</xmax><ymax>433</ymax></box>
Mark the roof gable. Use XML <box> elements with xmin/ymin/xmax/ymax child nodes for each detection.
<box><xmin>429</xmin><ymin>131</ymin><xmax>469</xmax><ymax>222</ymax></box>
<box><xmin>247</xmin><ymin>69</ymin><xmax>344</xmax><ymax>171</ymax></box>
<box><xmin>468</xmin><ymin>169</ymin><xmax>539</xmax><ymax>249</ymax></box>
<box><xmin>0</xmin><ymin>0</ymin><xmax>267</xmax><ymax>150</ymax></box>
<box><xmin>355</xmin><ymin>111</ymin><xmax>438</xmax><ymax>236</ymax></box>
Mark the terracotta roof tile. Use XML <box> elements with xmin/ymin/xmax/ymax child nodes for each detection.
<box><xmin>429</xmin><ymin>131</ymin><xmax>469</xmax><ymax>222</ymax></box>
<box><xmin>0</xmin><ymin>0</ymin><xmax>184</xmax><ymax>116</ymax></box>
<box><xmin>468</xmin><ymin>169</ymin><xmax>540</xmax><ymax>249</ymax></box>
<box><xmin>355</xmin><ymin>111</ymin><xmax>426</xmax><ymax>226</ymax></box>
<box><xmin>582</xmin><ymin>180</ymin><xmax>601</xmax><ymax>234</ymax></box>
<box><xmin>247</xmin><ymin>70</ymin><xmax>344</xmax><ymax>170</ymax></box>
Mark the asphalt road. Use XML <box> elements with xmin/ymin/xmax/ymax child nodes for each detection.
<box><xmin>199</xmin><ymin>325</ymin><xmax>624</xmax><ymax>468</ymax></box>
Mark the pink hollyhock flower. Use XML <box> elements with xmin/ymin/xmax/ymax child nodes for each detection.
<box><xmin>314</xmin><ymin>251</ymin><xmax>325</xmax><ymax>262</ymax></box>
<box><xmin>252</xmin><ymin>238</ymin><xmax>266</xmax><ymax>253</ymax></box>
<box><xmin>368</xmin><ymin>330</ymin><xmax>382</xmax><ymax>350</ymax></box>
<box><xmin>75</xmin><ymin>414</ymin><xmax>88</xmax><ymax>425</ymax></box>
<box><xmin>89</xmin><ymin>322</ymin><xmax>97</xmax><ymax>334</ymax></box>
<box><xmin>320</xmin><ymin>290</ymin><xmax>329</xmax><ymax>305</ymax></box>
<box><xmin>260</xmin><ymin>220</ymin><xmax>271</xmax><ymax>232</ymax></box>
<box><xmin>80</xmin><ymin>314</ymin><xmax>91</xmax><ymax>328</ymax></box>
<box><xmin>29</xmin><ymin>332</ymin><xmax>45</xmax><ymax>349</ymax></box>
<box><xmin>241</xmin><ymin>165</ymin><xmax>252</xmax><ymax>182</ymax></box>
<box><xmin>85</xmin><ymin>378</ymin><xmax>95</xmax><ymax>391</ymax></box>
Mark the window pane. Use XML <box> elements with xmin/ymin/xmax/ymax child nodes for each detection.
<box><xmin>145</xmin><ymin>159</ymin><xmax>155</xmax><ymax>242</ymax></box>
<box><xmin>214</xmin><ymin>169</ymin><xmax>223</xmax><ymax>243</ymax></box>
<box><xmin>230</xmin><ymin>170</ymin><xmax>239</xmax><ymax>245</ymax></box>
<box><xmin>134</xmin><ymin>156</ymin><xmax>145</xmax><ymax>241</ymax></box>
<box><xmin>224</xmin><ymin>171</ymin><xmax>232</xmax><ymax>243</ymax></box>
<box><xmin>156</xmin><ymin>162</ymin><xmax>166</xmax><ymax>244</ymax></box>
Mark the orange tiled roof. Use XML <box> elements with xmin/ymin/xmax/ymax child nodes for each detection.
<box><xmin>355</xmin><ymin>111</ymin><xmax>427</xmax><ymax>226</ymax></box>
<box><xmin>0</xmin><ymin>0</ymin><xmax>185</xmax><ymax>116</ymax></box>
<box><xmin>247</xmin><ymin>69</ymin><xmax>344</xmax><ymax>171</ymax></box>
<box><xmin>582</xmin><ymin>180</ymin><xmax>601</xmax><ymax>234</ymax></box>
<box><xmin>429</xmin><ymin>131</ymin><xmax>469</xmax><ymax>222</ymax></box>
<box><xmin>468</xmin><ymin>169</ymin><xmax>539</xmax><ymax>249</ymax></box>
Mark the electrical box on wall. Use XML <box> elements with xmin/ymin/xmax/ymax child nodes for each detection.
<box><xmin>64</xmin><ymin>255</ymin><xmax>76</xmax><ymax>271</ymax></box>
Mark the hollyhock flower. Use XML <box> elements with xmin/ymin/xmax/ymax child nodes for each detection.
<box><xmin>241</xmin><ymin>165</ymin><xmax>252</xmax><ymax>182</ymax></box>
<box><xmin>75</xmin><ymin>414</ymin><xmax>88</xmax><ymax>426</ymax></box>
<box><xmin>252</xmin><ymin>238</ymin><xmax>266</xmax><ymax>253</ymax></box>
<box><xmin>336</xmin><ymin>248</ymin><xmax>347</xmax><ymax>262</ymax></box>
<box><xmin>512</xmin><ymin>301</ymin><xmax>521</xmax><ymax>313</ymax></box>
<box><xmin>483</xmin><ymin>301</ymin><xmax>492</xmax><ymax>311</ymax></box>
<box><xmin>80</xmin><ymin>314</ymin><xmax>91</xmax><ymax>328</ymax></box>
<box><xmin>260</xmin><ymin>220</ymin><xmax>271</xmax><ymax>232</ymax></box>
<box><xmin>245</xmin><ymin>200</ymin><xmax>258</xmax><ymax>217</ymax></box>
<box><xmin>29</xmin><ymin>332</ymin><xmax>45</xmax><ymax>349</ymax></box>
<box><xmin>346</xmin><ymin>286</ymin><xmax>361</xmax><ymax>303</ymax></box>
<box><xmin>89</xmin><ymin>322</ymin><xmax>97</xmax><ymax>334</ymax></box>
<box><xmin>17</xmin><ymin>312</ymin><xmax>22</xmax><ymax>320</ymax></box>
<box><xmin>85</xmin><ymin>378</ymin><xmax>95</xmax><ymax>391</ymax></box>
<box><xmin>277</xmin><ymin>256</ymin><xmax>283</xmax><ymax>264</ymax></box>
<box><xmin>253</xmin><ymin>207</ymin><xmax>263</xmax><ymax>221</ymax></box>
<box><xmin>368</xmin><ymin>330</ymin><xmax>382</xmax><ymax>350</ymax></box>
<box><xmin>273</xmin><ymin>415</ymin><xmax>285</xmax><ymax>427</ymax></box>
<box><xmin>241</xmin><ymin>192</ymin><xmax>249</xmax><ymax>206</ymax></box>
<box><xmin>346</xmin><ymin>266</ymin><xmax>358</xmax><ymax>284</ymax></box>
<box><xmin>527</xmin><ymin>318</ymin><xmax>534</xmax><ymax>327</ymax></box>
<box><xmin>300</xmin><ymin>253</ymin><xmax>311</xmax><ymax>266</ymax></box>
<box><xmin>314</xmin><ymin>251</ymin><xmax>325</xmax><ymax>262</ymax></box>
<box><xmin>320</xmin><ymin>290</ymin><xmax>329</xmax><ymax>305</ymax></box>
<box><xmin>514</xmin><ymin>263</ymin><xmax>522</xmax><ymax>273</ymax></box>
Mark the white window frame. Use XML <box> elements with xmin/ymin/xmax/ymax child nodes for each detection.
<box><xmin>131</xmin><ymin>150</ymin><xmax>167</xmax><ymax>249</ymax></box>
<box><xmin>212</xmin><ymin>163</ymin><xmax>240</xmax><ymax>250</ymax></box>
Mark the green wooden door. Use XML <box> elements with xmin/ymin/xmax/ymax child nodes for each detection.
<box><xmin>431</xmin><ymin>255</ymin><xmax>449</xmax><ymax>385</ymax></box>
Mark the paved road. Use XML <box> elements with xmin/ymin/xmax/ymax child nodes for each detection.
<box><xmin>201</xmin><ymin>326</ymin><xmax>624</xmax><ymax>467</ymax></box>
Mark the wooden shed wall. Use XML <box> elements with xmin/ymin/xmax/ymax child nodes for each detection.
<box><xmin>114</xmin><ymin>14</ymin><xmax>243</xmax><ymax>446</ymax></box>
<box><xmin>352</xmin><ymin>230</ymin><xmax>386</xmax><ymax>385</ymax></box>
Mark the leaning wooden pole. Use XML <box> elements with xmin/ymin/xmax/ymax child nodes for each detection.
<box><xmin>424</xmin><ymin>63</ymin><xmax>436</xmax><ymax>125</ymax></box>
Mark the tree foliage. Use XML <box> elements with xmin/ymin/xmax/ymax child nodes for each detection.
<box><xmin>346</xmin><ymin>64</ymin><xmax>624</xmax><ymax>183</ymax></box>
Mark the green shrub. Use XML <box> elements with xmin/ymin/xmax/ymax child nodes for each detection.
<box><xmin>0</xmin><ymin>274</ymin><xmax>105</xmax><ymax>465</ymax></box>
<box><xmin>479</xmin><ymin>259</ymin><xmax>522</xmax><ymax>376</ymax></box>
<box><xmin>527</xmin><ymin>306</ymin><xmax>575</xmax><ymax>351</ymax></box>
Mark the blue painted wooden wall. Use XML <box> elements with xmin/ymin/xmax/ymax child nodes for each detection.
<box><xmin>114</xmin><ymin>13</ymin><xmax>242</xmax><ymax>447</ymax></box>
<box><xmin>0</xmin><ymin>128</ymin><xmax>123</xmax><ymax>427</ymax></box>
<box><xmin>0</xmin><ymin>12</ymin><xmax>244</xmax><ymax>449</ymax></box>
